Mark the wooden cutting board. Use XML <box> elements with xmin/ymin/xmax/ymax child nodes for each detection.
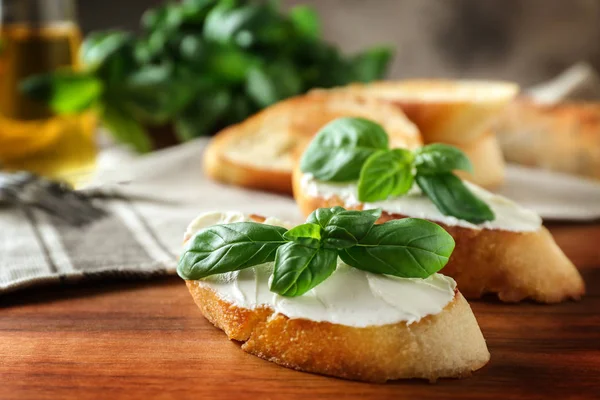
<box><xmin>1</xmin><ymin>223</ymin><xmax>599</xmax><ymax>400</ymax></box>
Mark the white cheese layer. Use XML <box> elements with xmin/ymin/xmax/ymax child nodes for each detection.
<box><xmin>300</xmin><ymin>173</ymin><xmax>542</xmax><ymax>232</ymax></box>
<box><xmin>185</xmin><ymin>212</ymin><xmax>457</xmax><ymax>328</ymax></box>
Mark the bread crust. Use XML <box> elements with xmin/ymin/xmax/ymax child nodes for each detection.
<box><xmin>186</xmin><ymin>280</ymin><xmax>490</xmax><ymax>382</ymax></box>
<box><xmin>204</xmin><ymin>91</ymin><xmax>422</xmax><ymax>194</ymax></box>
<box><xmin>204</xmin><ymin>124</ymin><xmax>294</xmax><ymax>194</ymax></box>
<box><xmin>292</xmin><ymin>168</ymin><xmax>585</xmax><ymax>303</ymax></box>
<box><xmin>322</xmin><ymin>80</ymin><xmax>519</xmax><ymax>145</ymax></box>
<box><xmin>495</xmin><ymin>98</ymin><xmax>600</xmax><ymax>180</ymax></box>
<box><xmin>454</xmin><ymin>131</ymin><xmax>506</xmax><ymax>188</ymax></box>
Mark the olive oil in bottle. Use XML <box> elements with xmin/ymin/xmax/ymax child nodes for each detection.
<box><xmin>0</xmin><ymin>0</ymin><xmax>96</xmax><ymax>186</ymax></box>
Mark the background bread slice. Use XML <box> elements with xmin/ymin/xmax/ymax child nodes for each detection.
<box><xmin>204</xmin><ymin>91</ymin><xmax>422</xmax><ymax>194</ymax></box>
<box><xmin>322</xmin><ymin>80</ymin><xmax>519</xmax><ymax>144</ymax></box>
<box><xmin>318</xmin><ymin>80</ymin><xmax>518</xmax><ymax>188</ymax></box>
<box><xmin>292</xmin><ymin>168</ymin><xmax>585</xmax><ymax>303</ymax></box>
<box><xmin>454</xmin><ymin>131</ymin><xmax>506</xmax><ymax>189</ymax></box>
<box><xmin>186</xmin><ymin>281</ymin><xmax>489</xmax><ymax>382</ymax></box>
<box><xmin>494</xmin><ymin>98</ymin><xmax>600</xmax><ymax>180</ymax></box>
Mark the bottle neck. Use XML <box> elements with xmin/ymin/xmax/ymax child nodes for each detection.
<box><xmin>1</xmin><ymin>0</ymin><xmax>76</xmax><ymax>26</ymax></box>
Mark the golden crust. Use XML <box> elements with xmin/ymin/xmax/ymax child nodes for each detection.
<box><xmin>321</xmin><ymin>80</ymin><xmax>519</xmax><ymax>145</ymax></box>
<box><xmin>204</xmin><ymin>126</ymin><xmax>293</xmax><ymax>194</ymax></box>
<box><xmin>292</xmin><ymin>167</ymin><xmax>585</xmax><ymax>303</ymax></box>
<box><xmin>494</xmin><ymin>98</ymin><xmax>600</xmax><ymax>180</ymax></box>
<box><xmin>186</xmin><ymin>280</ymin><xmax>490</xmax><ymax>382</ymax></box>
<box><xmin>204</xmin><ymin>91</ymin><xmax>422</xmax><ymax>194</ymax></box>
<box><xmin>454</xmin><ymin>131</ymin><xmax>506</xmax><ymax>188</ymax></box>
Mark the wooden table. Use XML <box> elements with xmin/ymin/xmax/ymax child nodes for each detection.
<box><xmin>1</xmin><ymin>223</ymin><xmax>599</xmax><ymax>399</ymax></box>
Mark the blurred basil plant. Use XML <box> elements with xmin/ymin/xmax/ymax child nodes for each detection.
<box><xmin>21</xmin><ymin>0</ymin><xmax>393</xmax><ymax>152</ymax></box>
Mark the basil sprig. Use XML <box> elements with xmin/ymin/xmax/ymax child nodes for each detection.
<box><xmin>178</xmin><ymin>222</ymin><xmax>287</xmax><ymax>279</ymax></box>
<box><xmin>299</xmin><ymin>117</ymin><xmax>389</xmax><ymax>181</ymax></box>
<box><xmin>299</xmin><ymin>118</ymin><xmax>495</xmax><ymax>224</ymax></box>
<box><xmin>178</xmin><ymin>206</ymin><xmax>455</xmax><ymax>297</ymax></box>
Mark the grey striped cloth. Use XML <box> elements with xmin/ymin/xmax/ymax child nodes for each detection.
<box><xmin>0</xmin><ymin>138</ymin><xmax>302</xmax><ymax>294</ymax></box>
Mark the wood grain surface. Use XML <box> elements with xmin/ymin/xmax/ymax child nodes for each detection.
<box><xmin>1</xmin><ymin>223</ymin><xmax>599</xmax><ymax>400</ymax></box>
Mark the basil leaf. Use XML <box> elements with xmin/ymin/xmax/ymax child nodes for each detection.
<box><xmin>415</xmin><ymin>143</ymin><xmax>473</xmax><ymax>175</ymax></box>
<box><xmin>119</xmin><ymin>64</ymin><xmax>196</xmax><ymax>124</ymax></box>
<box><xmin>101</xmin><ymin>103</ymin><xmax>152</xmax><ymax>153</ymax></box>
<box><xmin>20</xmin><ymin>71</ymin><xmax>103</xmax><ymax>114</ymax></box>
<box><xmin>350</xmin><ymin>46</ymin><xmax>393</xmax><ymax>83</ymax></box>
<box><xmin>246</xmin><ymin>62</ymin><xmax>302</xmax><ymax>108</ymax></box>
<box><xmin>322</xmin><ymin>225</ymin><xmax>357</xmax><ymax>249</ymax></box>
<box><xmin>306</xmin><ymin>206</ymin><xmax>345</xmax><ymax>228</ymax></box>
<box><xmin>416</xmin><ymin>173</ymin><xmax>495</xmax><ymax>224</ymax></box>
<box><xmin>299</xmin><ymin>117</ymin><xmax>389</xmax><ymax>182</ymax></box>
<box><xmin>327</xmin><ymin>208</ymin><xmax>381</xmax><ymax>241</ymax></box>
<box><xmin>205</xmin><ymin>46</ymin><xmax>258</xmax><ymax>84</ymax></box>
<box><xmin>174</xmin><ymin>89</ymin><xmax>231</xmax><ymax>140</ymax></box>
<box><xmin>340</xmin><ymin>218</ymin><xmax>455</xmax><ymax>278</ymax></box>
<box><xmin>203</xmin><ymin>2</ymin><xmax>266</xmax><ymax>45</ymax></box>
<box><xmin>307</xmin><ymin>207</ymin><xmax>381</xmax><ymax>242</ymax></box>
<box><xmin>289</xmin><ymin>5</ymin><xmax>321</xmax><ymax>39</ymax></box>
<box><xmin>357</xmin><ymin>148</ymin><xmax>415</xmax><ymax>202</ymax></box>
<box><xmin>178</xmin><ymin>222</ymin><xmax>287</xmax><ymax>280</ymax></box>
<box><xmin>270</xmin><ymin>242</ymin><xmax>338</xmax><ymax>297</ymax></box>
<box><xmin>283</xmin><ymin>223</ymin><xmax>321</xmax><ymax>241</ymax></box>
<box><xmin>80</xmin><ymin>31</ymin><xmax>134</xmax><ymax>68</ymax></box>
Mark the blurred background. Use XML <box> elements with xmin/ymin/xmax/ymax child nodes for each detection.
<box><xmin>1</xmin><ymin>0</ymin><xmax>600</xmax><ymax>185</ymax></box>
<box><xmin>79</xmin><ymin>0</ymin><xmax>600</xmax><ymax>86</ymax></box>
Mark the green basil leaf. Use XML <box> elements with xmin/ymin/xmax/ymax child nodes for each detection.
<box><xmin>174</xmin><ymin>89</ymin><xmax>231</xmax><ymax>140</ymax></box>
<box><xmin>300</xmin><ymin>117</ymin><xmax>390</xmax><ymax>181</ymax></box>
<box><xmin>246</xmin><ymin>62</ymin><xmax>302</xmax><ymax>108</ymax></box>
<box><xmin>289</xmin><ymin>5</ymin><xmax>320</xmax><ymax>40</ymax></box>
<box><xmin>340</xmin><ymin>218</ymin><xmax>455</xmax><ymax>278</ymax></box>
<box><xmin>416</xmin><ymin>173</ymin><xmax>495</xmax><ymax>224</ymax></box>
<box><xmin>322</xmin><ymin>225</ymin><xmax>357</xmax><ymax>249</ymax></box>
<box><xmin>20</xmin><ymin>71</ymin><xmax>103</xmax><ymax>114</ymax></box>
<box><xmin>178</xmin><ymin>222</ymin><xmax>288</xmax><ymax>280</ymax></box>
<box><xmin>203</xmin><ymin>2</ymin><xmax>265</xmax><ymax>45</ymax></box>
<box><xmin>357</xmin><ymin>148</ymin><xmax>415</xmax><ymax>202</ymax></box>
<box><xmin>306</xmin><ymin>206</ymin><xmax>345</xmax><ymax>228</ymax></box>
<box><xmin>327</xmin><ymin>208</ymin><xmax>381</xmax><ymax>241</ymax></box>
<box><xmin>180</xmin><ymin>0</ymin><xmax>218</xmax><ymax>25</ymax></box>
<box><xmin>350</xmin><ymin>46</ymin><xmax>393</xmax><ymax>83</ymax></box>
<box><xmin>205</xmin><ymin>45</ymin><xmax>258</xmax><ymax>83</ymax></box>
<box><xmin>118</xmin><ymin>64</ymin><xmax>197</xmax><ymax>124</ymax></box>
<box><xmin>307</xmin><ymin>206</ymin><xmax>381</xmax><ymax>242</ymax></box>
<box><xmin>80</xmin><ymin>31</ymin><xmax>134</xmax><ymax>68</ymax></box>
<box><xmin>414</xmin><ymin>143</ymin><xmax>473</xmax><ymax>175</ymax></box>
<box><xmin>270</xmin><ymin>242</ymin><xmax>338</xmax><ymax>297</ymax></box>
<box><xmin>101</xmin><ymin>103</ymin><xmax>152</xmax><ymax>153</ymax></box>
<box><xmin>283</xmin><ymin>223</ymin><xmax>321</xmax><ymax>241</ymax></box>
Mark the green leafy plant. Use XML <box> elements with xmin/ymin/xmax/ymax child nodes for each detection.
<box><xmin>19</xmin><ymin>0</ymin><xmax>393</xmax><ymax>152</ymax></box>
<box><xmin>178</xmin><ymin>206</ymin><xmax>456</xmax><ymax>297</ymax></box>
<box><xmin>300</xmin><ymin>118</ymin><xmax>495</xmax><ymax>224</ymax></box>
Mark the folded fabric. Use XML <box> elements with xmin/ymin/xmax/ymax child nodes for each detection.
<box><xmin>0</xmin><ymin>138</ymin><xmax>301</xmax><ymax>294</ymax></box>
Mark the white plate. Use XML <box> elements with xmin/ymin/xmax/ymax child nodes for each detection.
<box><xmin>498</xmin><ymin>165</ymin><xmax>600</xmax><ymax>221</ymax></box>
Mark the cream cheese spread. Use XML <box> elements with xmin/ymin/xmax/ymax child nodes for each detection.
<box><xmin>185</xmin><ymin>211</ymin><xmax>457</xmax><ymax>328</ymax></box>
<box><xmin>300</xmin><ymin>173</ymin><xmax>542</xmax><ymax>232</ymax></box>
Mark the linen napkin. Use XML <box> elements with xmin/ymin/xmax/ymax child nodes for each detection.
<box><xmin>0</xmin><ymin>138</ymin><xmax>302</xmax><ymax>294</ymax></box>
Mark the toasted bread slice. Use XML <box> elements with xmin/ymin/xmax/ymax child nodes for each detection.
<box><xmin>292</xmin><ymin>168</ymin><xmax>585</xmax><ymax>303</ymax></box>
<box><xmin>494</xmin><ymin>98</ymin><xmax>600</xmax><ymax>180</ymax></box>
<box><xmin>186</xmin><ymin>281</ymin><xmax>489</xmax><ymax>382</ymax></box>
<box><xmin>183</xmin><ymin>213</ymin><xmax>489</xmax><ymax>382</ymax></box>
<box><xmin>454</xmin><ymin>131</ymin><xmax>506</xmax><ymax>188</ymax></box>
<box><xmin>204</xmin><ymin>91</ymin><xmax>422</xmax><ymax>194</ymax></box>
<box><xmin>322</xmin><ymin>80</ymin><xmax>519</xmax><ymax>145</ymax></box>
